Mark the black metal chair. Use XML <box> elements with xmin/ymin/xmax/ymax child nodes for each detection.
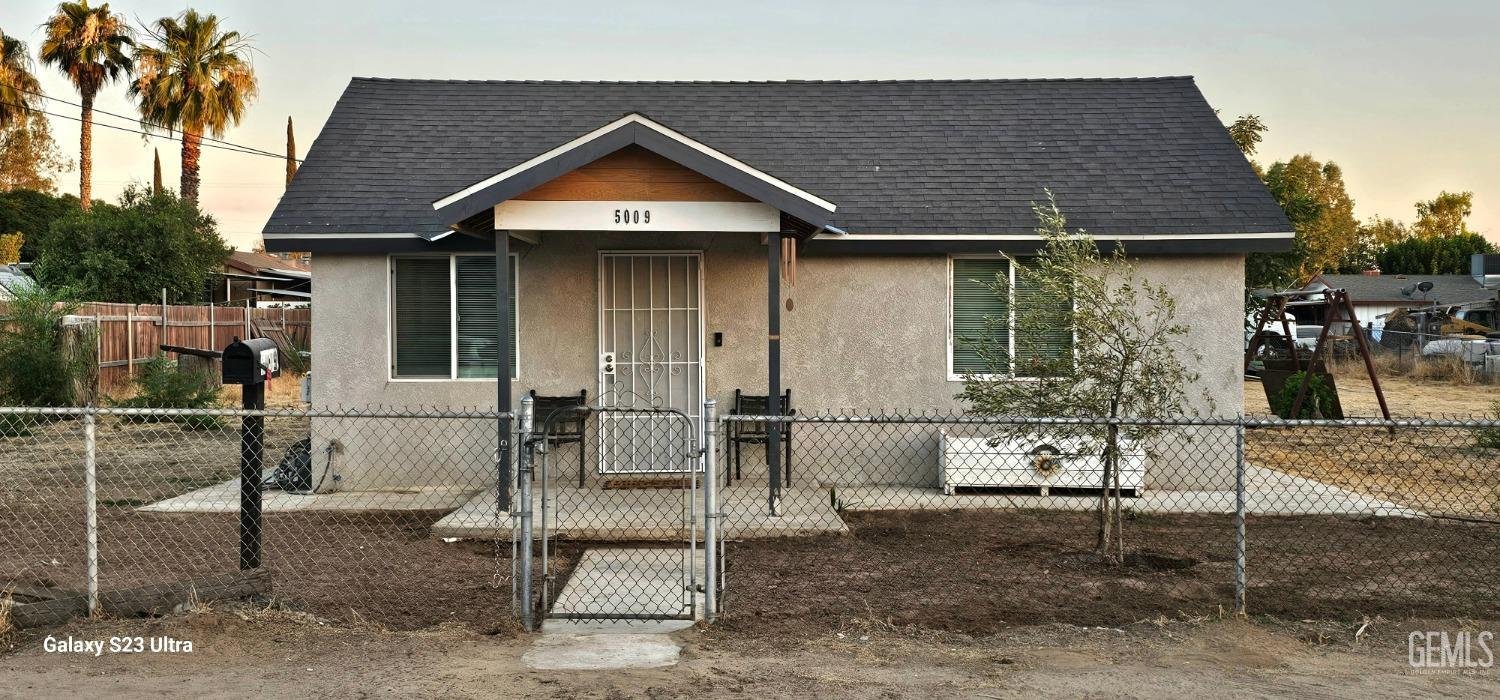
<box><xmin>528</xmin><ymin>389</ymin><xmax>589</xmax><ymax>486</ymax></box>
<box><xmin>728</xmin><ymin>389</ymin><xmax>794</xmax><ymax>486</ymax></box>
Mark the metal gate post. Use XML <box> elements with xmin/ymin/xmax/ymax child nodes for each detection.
<box><xmin>83</xmin><ymin>409</ymin><xmax>99</xmax><ymax>617</ymax></box>
<box><xmin>702</xmin><ymin>400</ymin><xmax>719</xmax><ymax>622</ymax></box>
<box><xmin>1233</xmin><ymin>420</ymin><xmax>1248</xmax><ymax>617</ymax></box>
<box><xmin>516</xmin><ymin>396</ymin><xmax>536</xmax><ymax>631</ymax></box>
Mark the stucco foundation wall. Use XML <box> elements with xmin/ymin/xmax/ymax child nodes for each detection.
<box><xmin>309</xmin><ymin>240</ymin><xmax>1243</xmax><ymax>492</ymax></box>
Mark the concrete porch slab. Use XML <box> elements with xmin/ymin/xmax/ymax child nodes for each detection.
<box><xmin>431</xmin><ymin>483</ymin><xmax>849</xmax><ymax>540</ymax></box>
<box><xmin>837</xmin><ymin>465</ymin><xmax>1421</xmax><ymax>517</ymax></box>
<box><xmin>137</xmin><ymin>473</ymin><xmax>480</xmax><ymax>514</ymax></box>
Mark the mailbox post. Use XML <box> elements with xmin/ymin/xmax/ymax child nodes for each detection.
<box><xmin>222</xmin><ymin>337</ymin><xmax>280</xmax><ymax>570</ymax></box>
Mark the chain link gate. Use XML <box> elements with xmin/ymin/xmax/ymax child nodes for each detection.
<box><xmin>518</xmin><ymin>400</ymin><xmax>711</xmax><ymax>626</ymax></box>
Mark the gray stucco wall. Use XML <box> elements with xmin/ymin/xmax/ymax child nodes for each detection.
<box><xmin>308</xmin><ymin>236</ymin><xmax>1243</xmax><ymax>492</ymax></box>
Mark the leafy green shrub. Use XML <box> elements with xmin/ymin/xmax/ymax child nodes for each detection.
<box><xmin>1476</xmin><ymin>401</ymin><xmax>1500</xmax><ymax>450</ymax></box>
<box><xmin>35</xmin><ymin>186</ymin><xmax>229</xmax><ymax>303</ymax></box>
<box><xmin>0</xmin><ymin>284</ymin><xmax>93</xmax><ymax>436</ymax></box>
<box><xmin>1270</xmin><ymin>371</ymin><xmax>1339</xmax><ymax>419</ymax></box>
<box><xmin>111</xmin><ymin>355</ymin><xmax>223</xmax><ymax>430</ymax></box>
<box><xmin>0</xmin><ymin>285</ymin><xmax>90</xmax><ymax>405</ymax></box>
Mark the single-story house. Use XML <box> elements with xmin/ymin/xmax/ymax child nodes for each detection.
<box><xmin>212</xmin><ymin>250</ymin><xmax>311</xmax><ymax>306</ymax></box>
<box><xmin>1303</xmin><ymin>268</ymin><xmax>1499</xmax><ymax>330</ymax></box>
<box><xmin>263</xmin><ymin>77</ymin><xmax>1292</xmax><ymax>494</ymax></box>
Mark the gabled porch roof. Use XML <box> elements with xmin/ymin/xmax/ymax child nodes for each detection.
<box><xmin>432</xmin><ymin>113</ymin><xmax>837</xmax><ymax>232</ymax></box>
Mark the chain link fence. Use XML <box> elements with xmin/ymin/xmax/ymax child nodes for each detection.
<box><xmin>4</xmin><ymin>404</ymin><xmax>1498</xmax><ymax>634</ymax></box>
<box><xmin>1</xmin><ymin>405</ymin><xmax>518</xmax><ymax>631</ymax></box>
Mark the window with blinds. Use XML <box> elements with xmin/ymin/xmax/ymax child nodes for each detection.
<box><xmin>455</xmin><ymin>255</ymin><xmax>518</xmax><ymax>379</ymax></box>
<box><xmin>391</xmin><ymin>255</ymin><xmax>518</xmax><ymax>379</ymax></box>
<box><xmin>950</xmin><ymin>258</ymin><xmax>1010</xmax><ymax>375</ymax></box>
<box><xmin>1012</xmin><ymin>266</ymin><xmax>1073</xmax><ymax>377</ymax></box>
<box><xmin>950</xmin><ymin>256</ymin><xmax>1073</xmax><ymax>377</ymax></box>
<box><xmin>392</xmin><ymin>258</ymin><xmax>451</xmax><ymax>378</ymax></box>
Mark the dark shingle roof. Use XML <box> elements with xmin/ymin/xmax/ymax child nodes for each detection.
<box><xmin>265</xmin><ymin>77</ymin><xmax>1291</xmax><ymax>240</ymax></box>
<box><xmin>1313</xmin><ymin>274</ymin><xmax>1497</xmax><ymax>306</ymax></box>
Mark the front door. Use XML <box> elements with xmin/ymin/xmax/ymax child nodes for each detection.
<box><xmin>597</xmin><ymin>252</ymin><xmax>704</xmax><ymax>473</ymax></box>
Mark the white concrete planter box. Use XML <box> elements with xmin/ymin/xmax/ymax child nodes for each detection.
<box><xmin>939</xmin><ymin>430</ymin><xmax>1144</xmax><ymax>496</ymax></box>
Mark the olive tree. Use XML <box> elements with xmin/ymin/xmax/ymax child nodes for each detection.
<box><xmin>957</xmin><ymin>192</ymin><xmax>1209</xmax><ymax>562</ymax></box>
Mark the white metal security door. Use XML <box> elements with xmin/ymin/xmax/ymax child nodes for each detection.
<box><xmin>597</xmin><ymin>252</ymin><xmax>705</xmax><ymax>473</ymax></box>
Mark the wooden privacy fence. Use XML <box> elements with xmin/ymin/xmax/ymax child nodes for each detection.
<box><xmin>78</xmin><ymin>302</ymin><xmax>310</xmax><ymax>391</ymax></box>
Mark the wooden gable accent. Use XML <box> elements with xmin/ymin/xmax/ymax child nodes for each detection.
<box><xmin>513</xmin><ymin>145</ymin><xmax>756</xmax><ymax>203</ymax></box>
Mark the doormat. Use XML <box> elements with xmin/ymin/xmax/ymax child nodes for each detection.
<box><xmin>602</xmin><ymin>477</ymin><xmax>695</xmax><ymax>490</ymax></box>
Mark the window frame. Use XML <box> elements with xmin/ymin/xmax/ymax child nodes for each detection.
<box><xmin>946</xmin><ymin>254</ymin><xmax>1075</xmax><ymax>381</ymax></box>
<box><xmin>387</xmin><ymin>252</ymin><xmax>520</xmax><ymax>382</ymax></box>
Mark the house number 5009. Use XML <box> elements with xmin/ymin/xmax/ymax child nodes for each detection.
<box><xmin>614</xmin><ymin>209</ymin><xmax>651</xmax><ymax>225</ymax></box>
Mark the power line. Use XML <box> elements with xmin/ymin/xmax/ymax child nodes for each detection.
<box><xmin>2</xmin><ymin>98</ymin><xmax>298</xmax><ymax>163</ymax></box>
<box><xmin>8</xmin><ymin>83</ymin><xmax>295</xmax><ymax>161</ymax></box>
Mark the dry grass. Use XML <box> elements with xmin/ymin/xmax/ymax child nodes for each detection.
<box><xmin>1245</xmin><ymin>425</ymin><xmax>1500</xmax><ymax>516</ymax></box>
<box><xmin>1245</xmin><ymin>372</ymin><xmax>1500</xmax><ymax>516</ymax></box>
<box><xmin>0</xmin><ymin>594</ymin><xmax>13</xmax><ymax>642</ymax></box>
<box><xmin>1330</xmin><ymin>351</ymin><xmax>1493</xmax><ymax>386</ymax></box>
<box><xmin>215</xmin><ymin>372</ymin><xmax>306</xmax><ymax>408</ymax></box>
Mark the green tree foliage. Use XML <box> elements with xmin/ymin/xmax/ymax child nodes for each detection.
<box><xmin>1375</xmin><ymin>232</ymin><xmax>1496</xmax><ymax>275</ymax></box>
<box><xmin>0</xmin><ymin>284</ymin><xmax>91</xmax><ymax>408</ymax></box>
<box><xmin>0</xmin><ymin>27</ymin><xmax>42</xmax><ymax>128</ymax></box>
<box><xmin>1226</xmin><ymin>114</ymin><xmax>1266</xmax><ymax>156</ymax></box>
<box><xmin>1</xmin><ymin>111</ymin><xmax>73</xmax><ymax>193</ymax></box>
<box><xmin>1413</xmin><ymin>191</ymin><xmax>1476</xmax><ymax>238</ymax></box>
<box><xmin>40</xmin><ymin>1</ymin><xmax>134</xmax><ymax>211</ymax></box>
<box><xmin>0</xmin><ymin>188</ymin><xmax>78</xmax><ymax>261</ymax></box>
<box><xmin>131</xmin><ymin>10</ymin><xmax>257</xmax><ymax>204</ymax></box>
<box><xmin>36</xmin><ymin>185</ymin><xmax>230</xmax><ymax>302</ymax></box>
<box><xmin>958</xmin><ymin>192</ymin><xmax>1207</xmax><ymax>562</ymax></box>
<box><xmin>1336</xmin><ymin>217</ymin><xmax>1410</xmax><ymax>273</ymax></box>
<box><xmin>1250</xmin><ymin>155</ymin><xmax>1359</xmax><ymax>286</ymax></box>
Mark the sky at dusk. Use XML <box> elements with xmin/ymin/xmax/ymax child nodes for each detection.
<box><xmin>3</xmin><ymin>0</ymin><xmax>1497</xmax><ymax>251</ymax></box>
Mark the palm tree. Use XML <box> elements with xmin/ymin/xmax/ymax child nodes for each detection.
<box><xmin>131</xmin><ymin>10</ymin><xmax>257</xmax><ymax>205</ymax></box>
<box><xmin>1</xmin><ymin>28</ymin><xmax>44</xmax><ymax>129</ymax></box>
<box><xmin>38</xmin><ymin>1</ymin><xmax>133</xmax><ymax>210</ymax></box>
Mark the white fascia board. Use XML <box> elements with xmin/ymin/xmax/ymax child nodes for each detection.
<box><xmin>263</xmin><ymin>232</ymin><xmax>428</xmax><ymax>239</ymax></box>
<box><xmin>826</xmin><ymin>231</ymin><xmax>1296</xmax><ymax>241</ymax></box>
<box><xmin>432</xmin><ymin>113</ymin><xmax>836</xmax><ymax>214</ymax></box>
<box><xmin>495</xmin><ymin>200</ymin><xmax>779</xmax><ymax>232</ymax></box>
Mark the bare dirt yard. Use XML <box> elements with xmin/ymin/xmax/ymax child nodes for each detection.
<box><xmin>4</xmin><ymin>511</ymin><xmax>1496</xmax><ymax>697</ymax></box>
<box><xmin>2</xmin><ymin>604</ymin><xmax>1495</xmax><ymax>698</ymax></box>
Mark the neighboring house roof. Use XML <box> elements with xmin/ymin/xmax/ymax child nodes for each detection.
<box><xmin>225</xmin><ymin>251</ymin><xmax>310</xmax><ymax>281</ymax></box>
<box><xmin>0</xmin><ymin>264</ymin><xmax>38</xmax><ymax>301</ymax></box>
<box><xmin>1309</xmin><ymin>274</ymin><xmax>1497</xmax><ymax>306</ymax></box>
<box><xmin>264</xmin><ymin>77</ymin><xmax>1292</xmax><ymax>253</ymax></box>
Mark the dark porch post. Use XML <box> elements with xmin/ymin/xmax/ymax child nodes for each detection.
<box><xmin>766</xmin><ymin>231</ymin><xmax>782</xmax><ymax>516</ymax></box>
<box><xmin>496</xmin><ymin>229</ymin><xmax>513</xmax><ymax>512</ymax></box>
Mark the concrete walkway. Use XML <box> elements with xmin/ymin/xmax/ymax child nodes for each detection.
<box><xmin>138</xmin><ymin>471</ymin><xmax>478</xmax><ymax>513</ymax></box>
<box><xmin>522</xmin><ymin>547</ymin><xmax>705</xmax><ymax>671</ymax></box>
<box><xmin>141</xmin><ymin>464</ymin><xmax>1418</xmax><ymax>522</ymax></box>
